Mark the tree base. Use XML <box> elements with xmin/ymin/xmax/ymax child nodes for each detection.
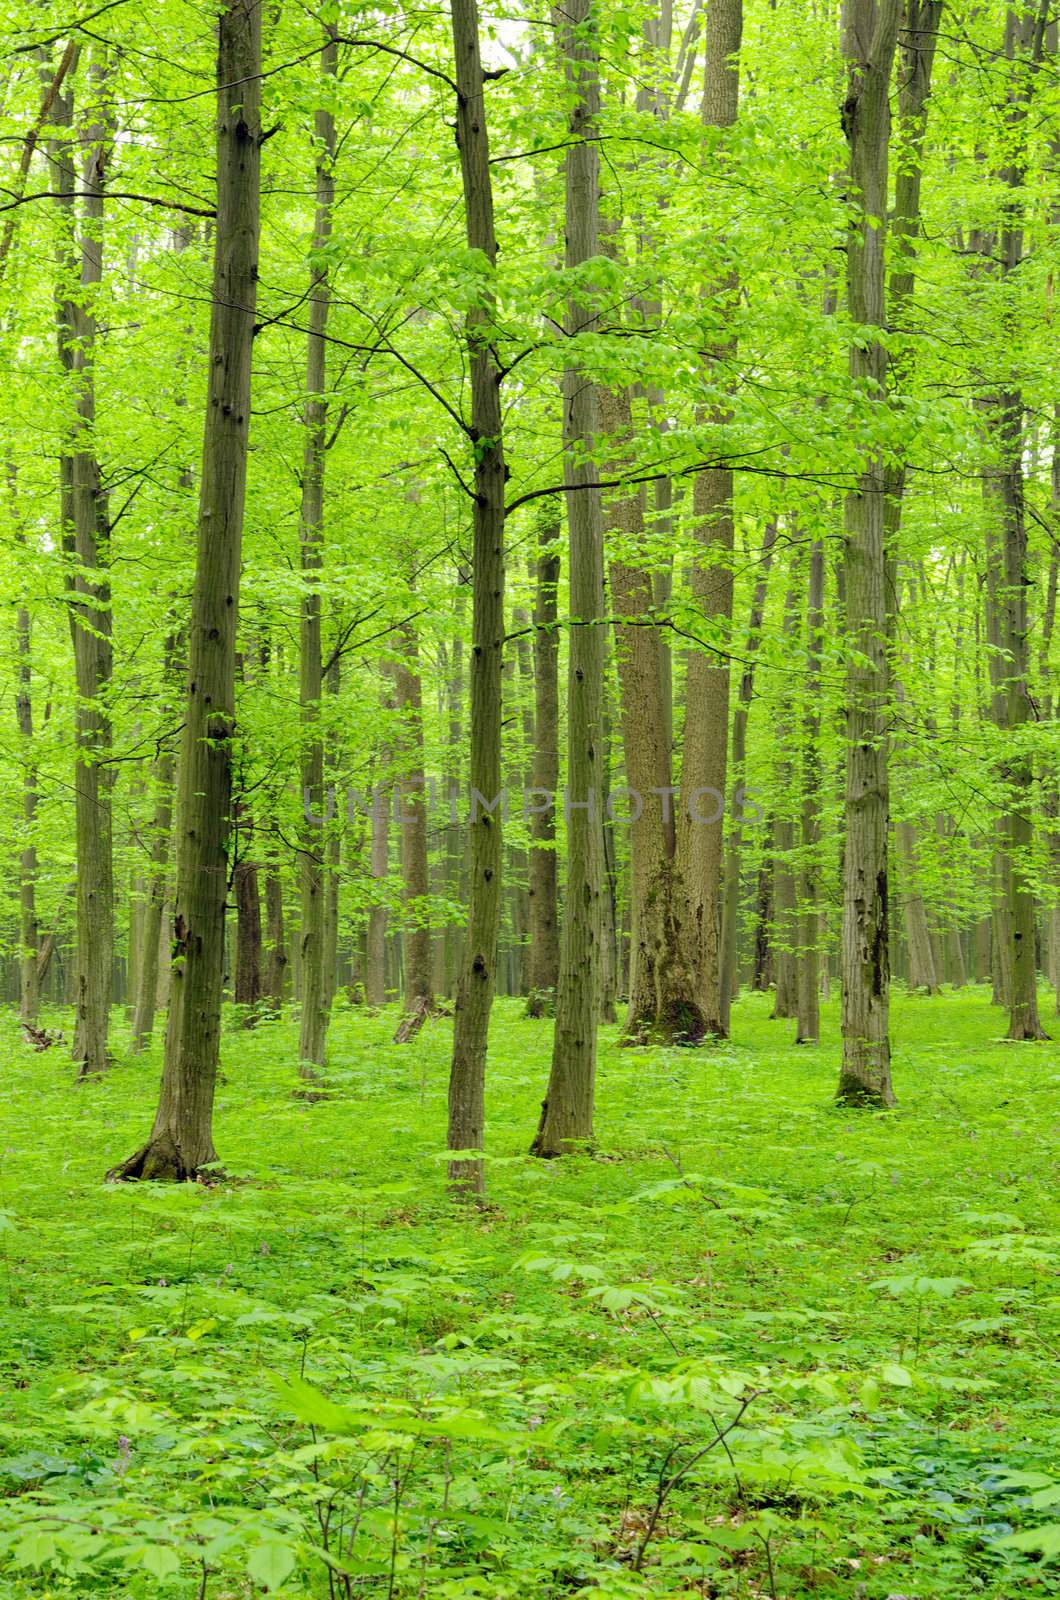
<box><xmin>1006</xmin><ymin>1021</ymin><xmax>1050</xmax><ymax>1041</ymax></box>
<box><xmin>525</xmin><ymin>988</ymin><xmax>556</xmax><ymax>1019</ymax></box>
<box><xmin>107</xmin><ymin>1132</ymin><xmax>217</xmax><ymax>1183</ymax></box>
<box><xmin>835</xmin><ymin>1075</ymin><xmax>897</xmax><ymax>1110</ymax></box>
<box><xmin>622</xmin><ymin>997</ymin><xmax>711</xmax><ymax>1048</ymax></box>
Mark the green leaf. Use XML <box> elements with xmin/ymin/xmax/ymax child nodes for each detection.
<box><xmin>247</xmin><ymin>1539</ymin><xmax>297</xmax><ymax>1591</ymax></box>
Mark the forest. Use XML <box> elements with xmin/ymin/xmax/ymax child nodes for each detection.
<box><xmin>0</xmin><ymin>0</ymin><xmax>1058</xmax><ymax>1594</ymax></box>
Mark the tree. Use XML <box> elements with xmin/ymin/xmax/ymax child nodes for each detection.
<box><xmin>836</xmin><ymin>0</ymin><xmax>902</xmax><ymax>1108</ymax></box>
<box><xmin>111</xmin><ymin>0</ymin><xmax>263</xmax><ymax>1179</ymax></box>
<box><xmin>531</xmin><ymin>0</ymin><xmax>608</xmax><ymax>1158</ymax></box>
<box><xmin>446</xmin><ymin>0</ymin><xmax>507</xmax><ymax>1196</ymax></box>
<box><xmin>677</xmin><ymin>0</ymin><xmax>743</xmax><ymax>1040</ymax></box>
<box><xmin>53</xmin><ymin>47</ymin><xmax>115</xmax><ymax>1078</ymax></box>
<box><xmin>525</xmin><ymin>523</ymin><xmax>561</xmax><ymax>1015</ymax></box>
<box><xmin>297</xmin><ymin>24</ymin><xmax>338</xmax><ymax>1079</ymax></box>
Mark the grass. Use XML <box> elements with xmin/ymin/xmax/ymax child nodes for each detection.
<box><xmin>0</xmin><ymin>985</ymin><xmax>1057</xmax><ymax>1597</ymax></box>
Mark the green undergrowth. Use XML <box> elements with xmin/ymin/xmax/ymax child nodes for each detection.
<box><xmin>0</xmin><ymin>986</ymin><xmax>1057</xmax><ymax>1598</ymax></box>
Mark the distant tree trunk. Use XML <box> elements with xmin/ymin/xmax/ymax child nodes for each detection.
<box><xmin>13</xmin><ymin>509</ymin><xmax>40</xmax><ymax>1025</ymax></box>
<box><xmin>393</xmin><ymin>616</ymin><xmax>434</xmax><ymax>1032</ymax></box>
<box><xmin>720</xmin><ymin>519</ymin><xmax>778</xmax><ymax>1032</ymax></box>
<box><xmin>508</xmin><ymin>593</ymin><xmax>536</xmax><ymax>996</ymax></box>
<box><xmin>837</xmin><ymin>0</ymin><xmax>901</xmax><ymax>1106</ymax></box>
<box><xmin>532</xmin><ymin>0</ymin><xmax>605</xmax><ymax>1158</ymax></box>
<box><xmin>678</xmin><ymin>0</ymin><xmax>741</xmax><ymax>1038</ymax></box>
<box><xmin>896</xmin><ymin>819</ymin><xmax>939</xmax><ymax>992</ymax></box>
<box><xmin>439</xmin><ymin>582</ymin><xmax>468</xmax><ymax>997</ymax></box>
<box><xmin>323</xmin><ymin>652</ymin><xmax>341</xmax><ymax>1014</ymax></box>
<box><xmin>366</xmin><ymin>752</ymin><xmax>391</xmax><ymax>1008</ymax></box>
<box><xmin>771</xmin><ymin>569</ymin><xmax>802</xmax><ymax>1019</ymax></box>
<box><xmin>598</xmin><ymin>664</ymin><xmax>619</xmax><ymax>1023</ymax></box>
<box><xmin>526</xmin><ymin>525</ymin><xmax>560</xmax><ymax>1015</ymax></box>
<box><xmin>234</xmin><ymin>854</ymin><xmax>263</xmax><ymax>1013</ymax></box>
<box><xmin>53</xmin><ymin>52</ymin><xmax>114</xmax><ymax>1078</ymax></box>
<box><xmin>263</xmin><ymin>867</ymin><xmax>287</xmax><ymax>1012</ymax></box>
<box><xmin>111</xmin><ymin>0</ymin><xmax>262</xmax><ymax>1180</ymax></box>
<box><xmin>297</xmin><ymin>25</ymin><xmax>337</xmax><ymax>1077</ymax></box>
<box><xmin>602</xmin><ymin>385</ymin><xmax>702</xmax><ymax>1045</ymax></box>
<box><xmin>447</xmin><ymin>0</ymin><xmax>507</xmax><ymax>1195</ymax></box>
<box><xmin>131</xmin><ymin>634</ymin><xmax>179</xmax><ymax>1053</ymax></box>
<box><xmin>795</xmin><ymin>538</ymin><xmax>825</xmax><ymax>1043</ymax></box>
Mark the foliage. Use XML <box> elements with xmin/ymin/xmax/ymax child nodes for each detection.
<box><xmin>0</xmin><ymin>989</ymin><xmax>1056</xmax><ymax>1596</ymax></box>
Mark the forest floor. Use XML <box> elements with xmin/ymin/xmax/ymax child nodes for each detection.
<box><xmin>0</xmin><ymin>988</ymin><xmax>1057</xmax><ymax>1599</ymax></box>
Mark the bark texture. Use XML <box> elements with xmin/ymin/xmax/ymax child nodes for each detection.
<box><xmin>111</xmin><ymin>0</ymin><xmax>262</xmax><ymax>1179</ymax></box>
<box><xmin>837</xmin><ymin>0</ymin><xmax>901</xmax><ymax>1106</ymax></box>
<box><xmin>53</xmin><ymin>52</ymin><xmax>114</xmax><ymax>1078</ymax></box>
<box><xmin>526</xmin><ymin>526</ymin><xmax>560</xmax><ymax>1013</ymax></box>
<box><xmin>393</xmin><ymin>617</ymin><xmax>434</xmax><ymax>1031</ymax></box>
<box><xmin>447</xmin><ymin>0</ymin><xmax>507</xmax><ymax>1193</ymax></box>
<box><xmin>298</xmin><ymin>27</ymin><xmax>338</xmax><ymax>1076</ymax></box>
<box><xmin>678</xmin><ymin>0</ymin><xmax>741</xmax><ymax>1036</ymax></box>
<box><xmin>533</xmin><ymin>0</ymin><xmax>606</xmax><ymax>1156</ymax></box>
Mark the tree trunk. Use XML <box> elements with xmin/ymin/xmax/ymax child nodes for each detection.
<box><xmin>393</xmin><ymin>616</ymin><xmax>434</xmax><ymax>1032</ymax></box>
<box><xmin>323</xmin><ymin>652</ymin><xmax>342</xmax><ymax>1014</ymax></box>
<box><xmin>111</xmin><ymin>0</ymin><xmax>262</xmax><ymax>1180</ymax></box>
<box><xmin>720</xmin><ymin>519</ymin><xmax>778</xmax><ymax>1032</ymax></box>
<box><xmin>978</xmin><ymin>6</ymin><xmax>1049</xmax><ymax>1040</ymax></box>
<box><xmin>263</xmin><ymin>867</ymin><xmax>288</xmax><ymax>1013</ymax></box>
<box><xmin>131</xmin><ymin>635</ymin><xmax>179</xmax><ymax>1053</ymax></box>
<box><xmin>12</xmin><ymin>501</ymin><xmax>40</xmax><ymax>1025</ymax></box>
<box><xmin>446</xmin><ymin>0</ymin><xmax>507</xmax><ymax>1195</ymax></box>
<box><xmin>53</xmin><ymin>52</ymin><xmax>115</xmax><ymax>1078</ymax></box>
<box><xmin>526</xmin><ymin>525</ymin><xmax>560</xmax><ymax>1014</ymax></box>
<box><xmin>678</xmin><ymin>0</ymin><xmax>741</xmax><ymax>1039</ymax></box>
<box><xmin>796</xmin><ymin>538</ymin><xmax>825</xmax><ymax>1043</ymax></box>
<box><xmin>439</xmin><ymin>582</ymin><xmax>468</xmax><ymax>996</ymax></box>
<box><xmin>297</xmin><ymin>26</ymin><xmax>338</xmax><ymax>1077</ymax></box>
<box><xmin>602</xmin><ymin>386</ymin><xmax>703</xmax><ymax>1044</ymax></box>
<box><xmin>532</xmin><ymin>0</ymin><xmax>606</xmax><ymax>1158</ymax></box>
<box><xmin>836</xmin><ymin>0</ymin><xmax>901</xmax><ymax>1107</ymax></box>
<box><xmin>234</xmin><ymin>853</ymin><xmax>263</xmax><ymax>1014</ymax></box>
<box><xmin>896</xmin><ymin>820</ymin><xmax>939</xmax><ymax>992</ymax></box>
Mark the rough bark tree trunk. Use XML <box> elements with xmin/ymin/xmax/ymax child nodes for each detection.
<box><xmin>131</xmin><ymin>634</ymin><xmax>179</xmax><ymax>1053</ymax></box>
<box><xmin>602</xmin><ymin>385</ymin><xmax>703</xmax><ymax>1044</ymax></box>
<box><xmin>12</xmin><ymin>498</ymin><xmax>40</xmax><ymax>1025</ymax></box>
<box><xmin>393</xmin><ymin>616</ymin><xmax>434</xmax><ymax>1033</ymax></box>
<box><xmin>446</xmin><ymin>0</ymin><xmax>507</xmax><ymax>1193</ymax></box>
<box><xmin>720</xmin><ymin>519</ymin><xmax>777</xmax><ymax>1032</ymax></box>
<box><xmin>53</xmin><ymin>51</ymin><xmax>115</xmax><ymax>1078</ymax></box>
<box><xmin>526</xmin><ymin>525</ymin><xmax>561</xmax><ymax>1014</ymax></box>
<box><xmin>795</xmin><ymin>538</ymin><xmax>825</xmax><ymax>1043</ymax></box>
<box><xmin>297</xmin><ymin>25</ymin><xmax>338</xmax><ymax>1077</ymax></box>
<box><xmin>234</xmin><ymin>853</ymin><xmax>263</xmax><ymax>1013</ymax></box>
<box><xmin>532</xmin><ymin>0</ymin><xmax>606</xmax><ymax>1157</ymax></box>
<box><xmin>836</xmin><ymin>0</ymin><xmax>901</xmax><ymax>1106</ymax></box>
<box><xmin>678</xmin><ymin>0</ymin><xmax>741</xmax><ymax>1039</ymax></box>
<box><xmin>111</xmin><ymin>0</ymin><xmax>262</xmax><ymax>1179</ymax></box>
